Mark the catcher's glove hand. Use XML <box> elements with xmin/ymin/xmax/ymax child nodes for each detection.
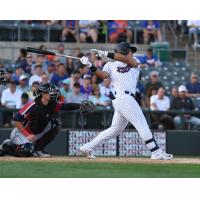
<box><xmin>80</xmin><ymin>100</ymin><xmax>95</xmax><ymax>114</ymax></box>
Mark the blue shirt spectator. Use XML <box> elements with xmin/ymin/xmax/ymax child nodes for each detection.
<box><xmin>50</xmin><ymin>63</ymin><xmax>69</xmax><ymax>87</ymax></box>
<box><xmin>143</xmin><ymin>21</ymin><xmax>162</xmax><ymax>44</ymax></box>
<box><xmin>185</xmin><ymin>73</ymin><xmax>200</xmax><ymax>97</ymax></box>
<box><xmin>141</xmin><ymin>47</ymin><xmax>161</xmax><ymax>67</ymax></box>
<box><xmin>80</xmin><ymin>75</ymin><xmax>92</xmax><ymax>97</ymax></box>
<box><xmin>143</xmin><ymin>20</ymin><xmax>160</xmax><ymax>29</ymax></box>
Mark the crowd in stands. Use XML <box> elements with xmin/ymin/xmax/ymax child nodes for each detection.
<box><xmin>0</xmin><ymin>42</ymin><xmax>200</xmax><ymax>130</ymax></box>
<box><xmin>0</xmin><ymin>20</ymin><xmax>163</xmax><ymax>44</ymax></box>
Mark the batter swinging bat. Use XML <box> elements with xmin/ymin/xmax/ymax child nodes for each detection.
<box><xmin>25</xmin><ymin>47</ymin><xmax>80</xmax><ymax>60</ymax></box>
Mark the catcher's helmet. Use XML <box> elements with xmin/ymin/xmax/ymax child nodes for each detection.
<box><xmin>114</xmin><ymin>42</ymin><xmax>137</xmax><ymax>55</ymax></box>
<box><xmin>35</xmin><ymin>83</ymin><xmax>60</xmax><ymax>101</ymax></box>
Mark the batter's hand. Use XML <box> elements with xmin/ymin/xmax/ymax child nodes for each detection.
<box><xmin>90</xmin><ymin>49</ymin><xmax>108</xmax><ymax>58</ymax></box>
<box><xmin>80</xmin><ymin>56</ymin><xmax>92</xmax><ymax>67</ymax></box>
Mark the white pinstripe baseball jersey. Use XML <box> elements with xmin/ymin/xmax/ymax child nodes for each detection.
<box><xmin>102</xmin><ymin>57</ymin><xmax>140</xmax><ymax>95</ymax></box>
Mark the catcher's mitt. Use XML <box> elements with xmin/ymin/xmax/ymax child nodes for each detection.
<box><xmin>80</xmin><ymin>100</ymin><xmax>95</xmax><ymax>114</ymax></box>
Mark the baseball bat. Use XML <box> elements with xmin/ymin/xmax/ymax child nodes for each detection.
<box><xmin>25</xmin><ymin>47</ymin><xmax>80</xmax><ymax>60</ymax></box>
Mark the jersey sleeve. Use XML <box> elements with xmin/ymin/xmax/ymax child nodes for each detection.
<box><xmin>54</xmin><ymin>102</ymin><xmax>63</xmax><ymax>112</ymax></box>
<box><xmin>102</xmin><ymin>62</ymin><xmax>111</xmax><ymax>75</ymax></box>
<box><xmin>13</xmin><ymin>101</ymin><xmax>35</xmax><ymax>122</ymax></box>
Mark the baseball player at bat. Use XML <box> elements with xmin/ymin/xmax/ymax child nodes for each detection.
<box><xmin>79</xmin><ymin>42</ymin><xmax>173</xmax><ymax>160</ymax></box>
<box><xmin>0</xmin><ymin>83</ymin><xmax>94</xmax><ymax>157</ymax></box>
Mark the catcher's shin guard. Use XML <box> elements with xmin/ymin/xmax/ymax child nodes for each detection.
<box><xmin>34</xmin><ymin>119</ymin><xmax>61</xmax><ymax>151</ymax></box>
<box><xmin>1</xmin><ymin>139</ymin><xmax>34</xmax><ymax>157</ymax></box>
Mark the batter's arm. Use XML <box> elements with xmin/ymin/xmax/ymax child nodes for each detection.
<box><xmin>90</xmin><ymin>49</ymin><xmax>140</xmax><ymax>68</ymax></box>
<box><xmin>94</xmin><ymin>70</ymin><xmax>109</xmax><ymax>79</ymax></box>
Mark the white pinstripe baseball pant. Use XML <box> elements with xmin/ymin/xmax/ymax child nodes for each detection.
<box><xmin>84</xmin><ymin>94</ymin><xmax>158</xmax><ymax>152</ymax></box>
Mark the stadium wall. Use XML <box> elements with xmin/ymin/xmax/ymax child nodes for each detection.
<box><xmin>0</xmin><ymin>129</ymin><xmax>200</xmax><ymax>156</ymax></box>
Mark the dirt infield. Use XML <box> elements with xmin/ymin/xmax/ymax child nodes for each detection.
<box><xmin>0</xmin><ymin>156</ymin><xmax>200</xmax><ymax>164</ymax></box>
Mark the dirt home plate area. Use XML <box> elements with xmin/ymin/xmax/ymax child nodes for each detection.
<box><xmin>0</xmin><ymin>156</ymin><xmax>200</xmax><ymax>164</ymax></box>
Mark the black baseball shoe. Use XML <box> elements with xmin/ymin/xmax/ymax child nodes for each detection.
<box><xmin>34</xmin><ymin>150</ymin><xmax>51</xmax><ymax>158</ymax></box>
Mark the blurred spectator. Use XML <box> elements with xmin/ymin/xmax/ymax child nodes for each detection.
<box><xmin>127</xmin><ymin>21</ymin><xmax>134</xmax><ymax>43</ymax></box>
<box><xmin>27</xmin><ymin>81</ymin><xmax>39</xmax><ymax>101</ymax></box>
<box><xmin>136</xmin><ymin>80</ymin><xmax>145</xmax><ymax>96</ymax></box>
<box><xmin>89</xmin><ymin>85</ymin><xmax>111</xmax><ymax>108</ymax></box>
<box><xmin>98</xmin><ymin>20</ymin><xmax>107</xmax><ymax>42</ymax></box>
<box><xmin>61</xmin><ymin>20</ymin><xmax>77</xmax><ymax>42</ymax></box>
<box><xmin>1</xmin><ymin>80</ymin><xmax>22</xmax><ymax>108</ymax></box>
<box><xmin>51</xmin><ymin>63</ymin><xmax>69</xmax><ymax>87</ymax></box>
<box><xmin>185</xmin><ymin>73</ymin><xmax>200</xmax><ymax>97</ymax></box>
<box><xmin>143</xmin><ymin>20</ymin><xmax>162</xmax><ymax>44</ymax></box>
<box><xmin>57</xmin><ymin>43</ymin><xmax>67</xmax><ymax>65</ymax></box>
<box><xmin>107</xmin><ymin>20</ymin><xmax>118</xmax><ymax>43</ymax></box>
<box><xmin>67</xmin><ymin>82</ymin><xmax>87</xmax><ymax>103</ymax></box>
<box><xmin>35</xmin><ymin>54</ymin><xmax>49</xmax><ymax>72</ymax></box>
<box><xmin>99</xmin><ymin>78</ymin><xmax>112</xmax><ymax>97</ymax></box>
<box><xmin>170</xmin><ymin>85</ymin><xmax>200</xmax><ymax>130</ymax></box>
<box><xmin>80</xmin><ymin>75</ymin><xmax>92</xmax><ymax>97</ymax></box>
<box><xmin>25</xmin><ymin>53</ymin><xmax>35</xmax><ymax>74</ymax></box>
<box><xmin>145</xmin><ymin>71</ymin><xmax>164</xmax><ymax>95</ymax></box>
<box><xmin>15</xmin><ymin>48</ymin><xmax>27</xmax><ymax>69</ymax></box>
<box><xmin>169</xmin><ymin>87</ymin><xmax>178</xmax><ymax>103</ymax></box>
<box><xmin>73</xmin><ymin>47</ymin><xmax>81</xmax><ymax>57</ymax></box>
<box><xmin>79</xmin><ymin>64</ymin><xmax>90</xmax><ymax>78</ymax></box>
<box><xmin>66</xmin><ymin>57</ymin><xmax>76</xmax><ymax>75</ymax></box>
<box><xmin>135</xmin><ymin>80</ymin><xmax>145</xmax><ymax>106</ymax></box>
<box><xmin>46</xmin><ymin>63</ymin><xmax>56</xmax><ymax>80</ymax></box>
<box><xmin>142</xmin><ymin>86</ymin><xmax>157</xmax><ymax>109</ymax></box>
<box><xmin>69</xmin><ymin>70</ymin><xmax>83</xmax><ymax>89</ymax></box>
<box><xmin>79</xmin><ymin>20</ymin><xmax>98</xmax><ymax>43</ymax></box>
<box><xmin>187</xmin><ymin>20</ymin><xmax>200</xmax><ymax>47</ymax></box>
<box><xmin>5</xmin><ymin>70</ymin><xmax>13</xmax><ymax>83</ymax></box>
<box><xmin>141</xmin><ymin>47</ymin><xmax>161</xmax><ymax>67</ymax></box>
<box><xmin>150</xmin><ymin>87</ymin><xmax>174</xmax><ymax>129</ymax></box>
<box><xmin>107</xmin><ymin>20</ymin><xmax>128</xmax><ymax>43</ymax></box>
<box><xmin>114</xmin><ymin>20</ymin><xmax>128</xmax><ymax>42</ymax></box>
<box><xmin>39</xmin><ymin>44</ymin><xmax>47</xmax><ymax>50</ymax></box>
<box><xmin>17</xmin><ymin>74</ymin><xmax>30</xmax><ymax>93</ymax></box>
<box><xmin>52</xmin><ymin>56</ymin><xmax>60</xmax><ymax>68</ymax></box>
<box><xmin>29</xmin><ymin>64</ymin><xmax>43</xmax><ymax>87</ymax></box>
<box><xmin>11</xmin><ymin>66</ymin><xmax>23</xmax><ymax>84</ymax></box>
<box><xmin>127</xmin><ymin>20</ymin><xmax>144</xmax><ymax>44</ymax></box>
<box><xmin>91</xmin><ymin>74</ymin><xmax>101</xmax><ymax>87</ymax></box>
<box><xmin>150</xmin><ymin>87</ymin><xmax>170</xmax><ymax>111</ymax></box>
<box><xmin>59</xmin><ymin>79</ymin><xmax>71</xmax><ymax>102</ymax></box>
<box><xmin>40</xmin><ymin>73</ymin><xmax>50</xmax><ymax>84</ymax></box>
<box><xmin>16</xmin><ymin>93</ymin><xmax>30</xmax><ymax>109</ymax></box>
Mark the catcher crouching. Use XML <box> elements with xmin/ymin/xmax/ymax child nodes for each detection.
<box><xmin>0</xmin><ymin>83</ymin><xmax>94</xmax><ymax>158</ymax></box>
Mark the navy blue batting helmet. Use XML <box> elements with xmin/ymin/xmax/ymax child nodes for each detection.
<box><xmin>114</xmin><ymin>42</ymin><xmax>137</xmax><ymax>55</ymax></box>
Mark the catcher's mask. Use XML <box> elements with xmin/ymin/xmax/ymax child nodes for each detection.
<box><xmin>35</xmin><ymin>83</ymin><xmax>60</xmax><ymax>101</ymax></box>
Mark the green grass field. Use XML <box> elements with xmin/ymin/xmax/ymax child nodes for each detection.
<box><xmin>1</xmin><ymin>158</ymin><xmax>200</xmax><ymax>178</ymax></box>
